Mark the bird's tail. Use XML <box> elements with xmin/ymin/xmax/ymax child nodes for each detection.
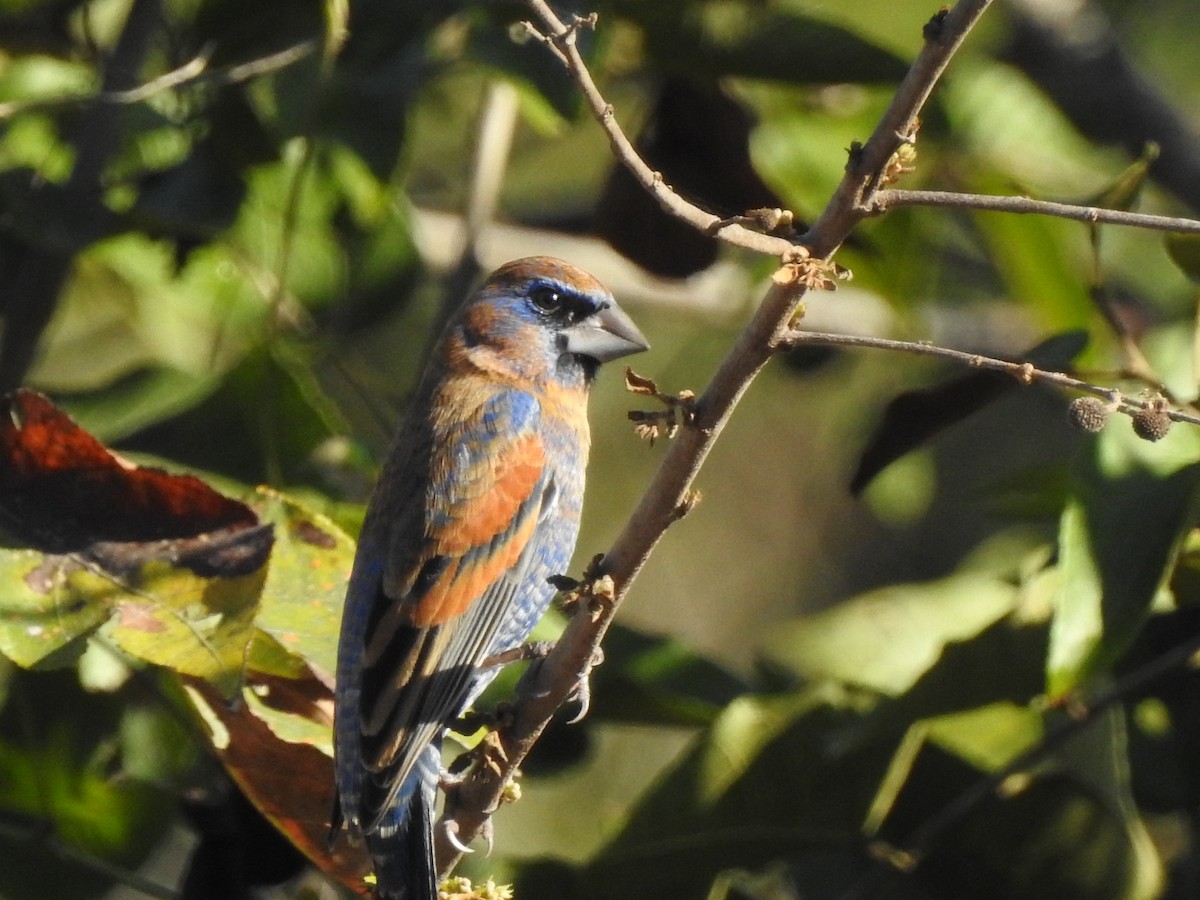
<box><xmin>368</xmin><ymin>754</ymin><xmax>439</xmax><ymax>899</ymax></box>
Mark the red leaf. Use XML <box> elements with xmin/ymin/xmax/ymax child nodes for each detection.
<box><xmin>0</xmin><ymin>389</ymin><xmax>260</xmax><ymax>554</ymax></box>
<box><xmin>184</xmin><ymin>672</ymin><xmax>373</xmax><ymax>895</ymax></box>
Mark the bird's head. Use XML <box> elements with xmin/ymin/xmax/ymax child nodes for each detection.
<box><xmin>454</xmin><ymin>257</ymin><xmax>649</xmax><ymax>387</ymax></box>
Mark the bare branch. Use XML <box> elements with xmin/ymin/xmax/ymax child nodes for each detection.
<box><xmin>777</xmin><ymin>328</ymin><xmax>1200</xmax><ymax>428</ymax></box>
<box><xmin>207</xmin><ymin>39</ymin><xmax>318</xmax><ymax>87</ymax></box>
<box><xmin>804</xmin><ymin>2</ymin><xmax>993</xmax><ymax>253</ymax></box>
<box><xmin>98</xmin><ymin>45</ymin><xmax>212</xmax><ymax>104</ymax></box>
<box><xmin>870</xmin><ymin>187</ymin><xmax>1200</xmax><ymax>235</ymax></box>
<box><xmin>522</xmin><ymin>0</ymin><xmax>797</xmax><ymax>257</ymax></box>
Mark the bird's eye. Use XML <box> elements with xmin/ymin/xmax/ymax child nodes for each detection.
<box><xmin>530</xmin><ymin>287</ymin><xmax>563</xmax><ymax>314</ymax></box>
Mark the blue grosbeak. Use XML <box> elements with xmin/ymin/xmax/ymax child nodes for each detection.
<box><xmin>332</xmin><ymin>257</ymin><xmax>648</xmax><ymax>898</ymax></box>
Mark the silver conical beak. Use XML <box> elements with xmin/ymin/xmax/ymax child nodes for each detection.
<box><xmin>564</xmin><ymin>301</ymin><xmax>649</xmax><ymax>364</ymax></box>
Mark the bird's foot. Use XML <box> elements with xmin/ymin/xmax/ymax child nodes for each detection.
<box><xmin>440</xmin><ymin>814</ymin><xmax>495</xmax><ymax>856</ymax></box>
<box><xmin>439</xmin><ymin>730</ymin><xmax>515</xmax><ymax>856</ymax></box>
<box><xmin>512</xmin><ymin>641</ymin><xmax>603</xmax><ymax>722</ymax></box>
<box><xmin>478</xmin><ymin>640</ymin><xmax>556</xmax><ymax>671</ymax></box>
<box><xmin>444</xmin><ymin>728</ymin><xmax>514</xmax><ymax>788</ymax></box>
<box><xmin>564</xmin><ymin>646</ymin><xmax>604</xmax><ymax>723</ymax></box>
<box><xmin>449</xmin><ymin>697</ymin><xmax>518</xmax><ymax>740</ymax></box>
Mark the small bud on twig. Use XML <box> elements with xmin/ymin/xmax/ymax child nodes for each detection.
<box><xmin>880</xmin><ymin>120</ymin><xmax>920</xmax><ymax>188</ymax></box>
<box><xmin>924</xmin><ymin>7</ymin><xmax>951</xmax><ymax>42</ymax></box>
<box><xmin>672</xmin><ymin>490</ymin><xmax>702</xmax><ymax>522</ymax></box>
<box><xmin>772</xmin><ymin>255</ymin><xmax>852</xmax><ymax>292</ymax></box>
<box><xmin>707</xmin><ymin>207</ymin><xmax>798</xmax><ymax>238</ymax></box>
<box><xmin>626</xmin><ymin>368</ymin><xmax>698</xmax><ymax>444</ymax></box>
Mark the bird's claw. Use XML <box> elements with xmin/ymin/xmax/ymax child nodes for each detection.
<box><xmin>441</xmin><ymin>818</ymin><xmax>474</xmax><ymax>854</ymax></box>
<box><xmin>479</xmin><ymin>817</ymin><xmax>495</xmax><ymax>856</ymax></box>
<box><xmin>565</xmin><ymin>646</ymin><xmax>604</xmax><ymax>724</ymax></box>
<box><xmin>440</xmin><ymin>812</ymin><xmax>496</xmax><ymax>858</ymax></box>
<box><xmin>513</xmin><ymin>640</ymin><xmax>603</xmax><ymax>722</ymax></box>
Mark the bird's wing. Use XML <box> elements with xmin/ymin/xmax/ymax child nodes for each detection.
<box><xmin>355</xmin><ymin>387</ymin><xmax>559</xmax><ymax>828</ymax></box>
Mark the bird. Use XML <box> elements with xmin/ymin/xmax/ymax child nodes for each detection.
<box><xmin>332</xmin><ymin>257</ymin><xmax>649</xmax><ymax>899</ymax></box>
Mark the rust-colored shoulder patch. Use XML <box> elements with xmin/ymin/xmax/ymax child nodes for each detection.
<box><xmin>406</xmin><ymin>431</ymin><xmax>546</xmax><ymax>627</ymax></box>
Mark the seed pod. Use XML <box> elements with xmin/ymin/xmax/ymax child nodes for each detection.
<box><xmin>1068</xmin><ymin>397</ymin><xmax>1109</xmax><ymax>433</ymax></box>
<box><xmin>1132</xmin><ymin>407</ymin><xmax>1172</xmax><ymax>442</ymax></box>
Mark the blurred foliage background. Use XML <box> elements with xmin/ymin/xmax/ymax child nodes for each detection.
<box><xmin>4</xmin><ymin>0</ymin><xmax>1200</xmax><ymax>897</ymax></box>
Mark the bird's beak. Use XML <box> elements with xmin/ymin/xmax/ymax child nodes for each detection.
<box><xmin>565</xmin><ymin>301</ymin><xmax>649</xmax><ymax>364</ymax></box>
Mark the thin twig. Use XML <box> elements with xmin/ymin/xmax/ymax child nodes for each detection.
<box><xmin>436</xmin><ymin>0</ymin><xmax>996</xmax><ymax>876</ymax></box>
<box><xmin>804</xmin><ymin>5</ymin><xmax>991</xmax><ymax>252</ymax></box>
<box><xmin>776</xmin><ymin>328</ymin><xmax>1200</xmax><ymax>427</ymax></box>
<box><xmin>215</xmin><ymin>39</ymin><xmax>316</xmax><ymax>86</ymax></box>
<box><xmin>0</xmin><ymin>39</ymin><xmax>316</xmax><ymax>120</ymax></box>
<box><xmin>869</xmin><ymin>188</ymin><xmax>1200</xmax><ymax>234</ymax></box>
<box><xmin>521</xmin><ymin>0</ymin><xmax>797</xmax><ymax>257</ymax></box>
<box><xmin>99</xmin><ymin>45</ymin><xmax>212</xmax><ymax>103</ymax></box>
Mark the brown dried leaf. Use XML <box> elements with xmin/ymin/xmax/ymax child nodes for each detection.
<box><xmin>625</xmin><ymin>368</ymin><xmax>660</xmax><ymax>396</ymax></box>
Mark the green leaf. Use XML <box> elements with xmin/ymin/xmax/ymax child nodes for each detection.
<box><xmin>0</xmin><ymin>669</ymin><xmax>180</xmax><ymax>899</ymax></box>
<box><xmin>759</xmin><ymin>573</ymin><xmax>1018</xmax><ymax>695</ymax></box>
<box><xmin>251</xmin><ymin>487</ymin><xmax>354</xmax><ymax>682</ymax></box>
<box><xmin>182</xmin><ymin>673</ymin><xmax>371</xmax><ymax>894</ymax></box>
<box><xmin>622</xmin><ymin>1</ymin><xmax>908</xmax><ymax>84</ymax></box>
<box><xmin>468</xmin><ymin>7</ymin><xmax>586</xmax><ymax>123</ymax></box>
<box><xmin>924</xmin><ymin>701</ymin><xmax>1044</xmax><ymax>776</ymax></box>
<box><xmin>100</xmin><ymin>555</ymin><xmax>267</xmax><ymax>696</ymax></box>
<box><xmin>972</xmin><ymin>201</ymin><xmax>1097</xmax><ymax>333</ymax></box>
<box><xmin>1165</xmin><ymin>232</ymin><xmax>1200</xmax><ymax>283</ymax></box>
<box><xmin>850</xmin><ymin>331</ymin><xmax>1089</xmax><ymax>493</ymax></box>
<box><xmin>1048</xmin><ymin>704</ymin><xmax>1164</xmax><ymax>898</ymax></box>
<box><xmin>826</xmin><ymin>616</ymin><xmax>1049</xmax><ymax>777</ymax></box>
<box><xmin>1047</xmin><ymin>427</ymin><xmax>1200</xmax><ymax>696</ymax></box>
<box><xmin>888</xmin><ymin>754</ymin><xmax>1157</xmax><ymax>900</ymax></box>
<box><xmin>56</xmin><ymin>367</ymin><xmax>223</xmax><ymax>443</ymax></box>
<box><xmin>867</xmin><ymin>707</ymin><xmax>1158</xmax><ymax>900</ymax></box>
<box><xmin>1085</xmin><ymin>144</ymin><xmax>1160</xmax><ymax>261</ymax></box>
<box><xmin>1088</xmin><ymin>143</ymin><xmax>1160</xmax><ymax>212</ymax></box>
<box><xmin>0</xmin><ymin>550</ymin><xmax>112</xmax><ymax>668</ymax></box>
<box><xmin>578</xmin><ymin>687</ymin><xmax>896</xmax><ymax>899</ymax></box>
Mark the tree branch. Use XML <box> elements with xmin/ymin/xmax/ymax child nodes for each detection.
<box><xmin>436</xmin><ymin>0</ymin><xmax>996</xmax><ymax>877</ymax></box>
<box><xmin>520</xmin><ymin>1</ymin><xmax>797</xmax><ymax>257</ymax></box>
<box><xmin>869</xmin><ymin>188</ymin><xmax>1200</xmax><ymax>234</ymax></box>
<box><xmin>1001</xmin><ymin>0</ymin><xmax>1200</xmax><ymax>217</ymax></box>
<box><xmin>777</xmin><ymin>328</ymin><xmax>1200</xmax><ymax>427</ymax></box>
